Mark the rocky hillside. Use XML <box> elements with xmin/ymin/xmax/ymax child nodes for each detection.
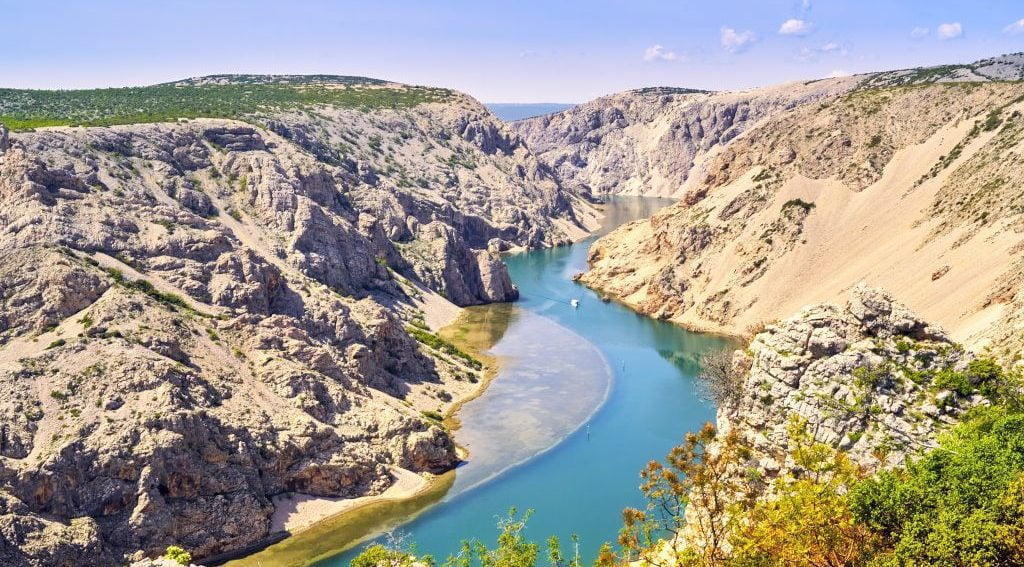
<box><xmin>514</xmin><ymin>52</ymin><xmax>1024</xmax><ymax>200</ymax></box>
<box><xmin>673</xmin><ymin>285</ymin><xmax>1009</xmax><ymax>563</ymax></box>
<box><xmin>560</xmin><ymin>55</ymin><xmax>1024</xmax><ymax>359</ymax></box>
<box><xmin>0</xmin><ymin>76</ymin><xmax>595</xmax><ymax>565</ymax></box>
<box><xmin>512</xmin><ymin>81</ymin><xmax>860</xmax><ymax>198</ymax></box>
<box><xmin>716</xmin><ymin>285</ymin><xmax>982</xmax><ymax>481</ymax></box>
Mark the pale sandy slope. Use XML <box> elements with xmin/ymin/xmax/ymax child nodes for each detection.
<box><xmin>581</xmin><ymin>82</ymin><xmax>1024</xmax><ymax>355</ymax></box>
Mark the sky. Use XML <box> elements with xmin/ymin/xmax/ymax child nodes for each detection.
<box><xmin>2</xmin><ymin>1</ymin><xmax>1023</xmax><ymax>103</ymax></box>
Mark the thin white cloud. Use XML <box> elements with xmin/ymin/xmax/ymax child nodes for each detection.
<box><xmin>798</xmin><ymin>42</ymin><xmax>848</xmax><ymax>61</ymax></box>
<box><xmin>801</xmin><ymin>0</ymin><xmax>812</xmax><ymax>9</ymax></box>
<box><xmin>779</xmin><ymin>18</ymin><xmax>813</xmax><ymax>36</ymax></box>
<box><xmin>1005</xmin><ymin>19</ymin><xmax>1024</xmax><ymax>35</ymax></box>
<box><xmin>910</xmin><ymin>26</ymin><xmax>929</xmax><ymax>39</ymax></box>
<box><xmin>643</xmin><ymin>44</ymin><xmax>680</xmax><ymax>62</ymax></box>
<box><xmin>937</xmin><ymin>22</ymin><xmax>963</xmax><ymax>40</ymax></box>
<box><xmin>721</xmin><ymin>27</ymin><xmax>757</xmax><ymax>53</ymax></box>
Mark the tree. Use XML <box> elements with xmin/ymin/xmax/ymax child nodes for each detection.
<box><xmin>444</xmin><ymin>509</ymin><xmax>539</xmax><ymax>567</ymax></box>
<box><xmin>546</xmin><ymin>534</ymin><xmax>582</xmax><ymax>567</ymax></box>
<box><xmin>351</xmin><ymin>532</ymin><xmax>421</xmax><ymax>567</ymax></box>
<box><xmin>849</xmin><ymin>407</ymin><xmax>1024</xmax><ymax>566</ymax></box>
<box><xmin>727</xmin><ymin>421</ymin><xmax>880</xmax><ymax>567</ymax></box>
<box><xmin>351</xmin><ymin>544</ymin><xmax>417</xmax><ymax>567</ymax></box>
<box><xmin>696</xmin><ymin>350</ymin><xmax>747</xmax><ymax>407</ymax></box>
<box><xmin>599</xmin><ymin>422</ymin><xmax>757</xmax><ymax>567</ymax></box>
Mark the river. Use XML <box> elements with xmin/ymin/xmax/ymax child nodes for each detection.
<box><xmin>236</xmin><ymin>197</ymin><xmax>734</xmax><ymax>566</ymax></box>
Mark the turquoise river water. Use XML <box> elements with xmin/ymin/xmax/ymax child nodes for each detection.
<box><xmin>250</xmin><ymin>197</ymin><xmax>734</xmax><ymax>565</ymax></box>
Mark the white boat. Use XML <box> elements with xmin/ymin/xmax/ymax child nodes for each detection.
<box><xmin>570</xmin><ymin>299</ymin><xmax>580</xmax><ymax>308</ymax></box>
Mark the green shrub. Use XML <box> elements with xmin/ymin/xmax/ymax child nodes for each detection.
<box><xmin>849</xmin><ymin>407</ymin><xmax>1024</xmax><ymax>565</ymax></box>
<box><xmin>78</xmin><ymin>313</ymin><xmax>94</xmax><ymax>329</ymax></box>
<box><xmin>421</xmin><ymin>410</ymin><xmax>444</xmax><ymax>422</ymax></box>
<box><xmin>983</xmin><ymin>110</ymin><xmax>1003</xmax><ymax>132</ymax></box>
<box><xmin>0</xmin><ymin>79</ymin><xmax>451</xmax><ymax>131</ymax></box>
<box><xmin>351</xmin><ymin>544</ymin><xmax>414</xmax><ymax>567</ymax></box>
<box><xmin>163</xmin><ymin>545</ymin><xmax>192</xmax><ymax>566</ymax></box>
<box><xmin>104</xmin><ymin>268</ymin><xmax>189</xmax><ymax>310</ymax></box>
<box><xmin>782</xmin><ymin>198</ymin><xmax>815</xmax><ymax>212</ymax></box>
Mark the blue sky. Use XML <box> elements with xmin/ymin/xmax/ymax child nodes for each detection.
<box><xmin>2</xmin><ymin>1</ymin><xmax>1023</xmax><ymax>102</ymax></box>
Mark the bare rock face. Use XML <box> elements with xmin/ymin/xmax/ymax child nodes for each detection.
<box><xmin>475</xmin><ymin>250</ymin><xmax>519</xmax><ymax>303</ymax></box>
<box><xmin>717</xmin><ymin>284</ymin><xmax>979</xmax><ymax>480</ymax></box>
<box><xmin>573</xmin><ymin>78</ymin><xmax>1024</xmax><ymax>357</ymax></box>
<box><xmin>0</xmin><ymin>80</ymin><xmax>589</xmax><ymax>565</ymax></box>
<box><xmin>512</xmin><ymin>80</ymin><xmax>860</xmax><ymax>198</ymax></box>
<box><xmin>0</xmin><ymin>510</ymin><xmax>113</xmax><ymax>567</ymax></box>
<box><xmin>257</xmin><ymin>98</ymin><xmax>596</xmax><ymax>303</ymax></box>
<box><xmin>0</xmin><ymin>248</ymin><xmax>110</xmax><ymax>344</ymax></box>
<box><xmin>677</xmin><ymin>286</ymin><xmax>990</xmax><ymax>553</ymax></box>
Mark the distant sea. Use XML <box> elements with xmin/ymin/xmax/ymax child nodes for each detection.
<box><xmin>485</xmin><ymin>103</ymin><xmax>575</xmax><ymax>122</ymax></box>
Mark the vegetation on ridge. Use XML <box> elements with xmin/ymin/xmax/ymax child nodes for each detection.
<box><xmin>0</xmin><ymin>77</ymin><xmax>452</xmax><ymax>131</ymax></box>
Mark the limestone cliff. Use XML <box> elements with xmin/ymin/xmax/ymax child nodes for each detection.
<box><xmin>513</xmin><ymin>81</ymin><xmax>860</xmax><ymax>198</ymax></box>
<box><xmin>717</xmin><ymin>285</ymin><xmax>981</xmax><ymax>480</ymax></box>
<box><xmin>0</xmin><ymin>76</ymin><xmax>594</xmax><ymax>565</ymax></box>
<box><xmin>675</xmin><ymin>285</ymin><xmax>992</xmax><ymax>558</ymax></box>
<box><xmin>558</xmin><ymin>55</ymin><xmax>1024</xmax><ymax>358</ymax></box>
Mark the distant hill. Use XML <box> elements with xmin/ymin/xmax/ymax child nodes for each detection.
<box><xmin>0</xmin><ymin>74</ymin><xmax>451</xmax><ymax>130</ymax></box>
<box><xmin>485</xmin><ymin>103</ymin><xmax>575</xmax><ymax>122</ymax></box>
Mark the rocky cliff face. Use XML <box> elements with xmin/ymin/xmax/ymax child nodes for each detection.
<box><xmin>717</xmin><ymin>285</ymin><xmax>980</xmax><ymax>479</ymax></box>
<box><xmin>677</xmin><ymin>285</ymin><xmax>989</xmax><ymax>555</ymax></box>
<box><xmin>567</xmin><ymin>57</ymin><xmax>1024</xmax><ymax>358</ymax></box>
<box><xmin>0</xmin><ymin>77</ymin><xmax>593</xmax><ymax>565</ymax></box>
<box><xmin>255</xmin><ymin>94</ymin><xmax>598</xmax><ymax>304</ymax></box>
<box><xmin>512</xmin><ymin>80</ymin><xmax>860</xmax><ymax>198</ymax></box>
<box><xmin>515</xmin><ymin>52</ymin><xmax>1024</xmax><ymax>201</ymax></box>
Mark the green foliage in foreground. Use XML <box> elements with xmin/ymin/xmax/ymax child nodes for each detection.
<box><xmin>406</xmin><ymin>326</ymin><xmax>483</xmax><ymax>370</ymax></box>
<box><xmin>351</xmin><ymin>510</ymin><xmax>582</xmax><ymax>567</ymax></box>
<box><xmin>349</xmin><ymin>360</ymin><xmax>1024</xmax><ymax>567</ymax></box>
<box><xmin>850</xmin><ymin>407</ymin><xmax>1024</xmax><ymax>566</ymax></box>
<box><xmin>0</xmin><ymin>77</ymin><xmax>451</xmax><ymax>131</ymax></box>
<box><xmin>351</xmin><ymin>543</ymin><xmax>416</xmax><ymax>567</ymax></box>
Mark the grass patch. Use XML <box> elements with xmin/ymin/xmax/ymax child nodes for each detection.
<box><xmin>421</xmin><ymin>410</ymin><xmax>444</xmax><ymax>422</ymax></box>
<box><xmin>104</xmin><ymin>267</ymin><xmax>190</xmax><ymax>310</ymax></box>
<box><xmin>406</xmin><ymin>326</ymin><xmax>483</xmax><ymax>370</ymax></box>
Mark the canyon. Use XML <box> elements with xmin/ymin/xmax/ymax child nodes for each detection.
<box><xmin>3</xmin><ymin>52</ymin><xmax>1024</xmax><ymax>565</ymax></box>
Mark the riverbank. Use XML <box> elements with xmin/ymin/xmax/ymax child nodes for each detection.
<box><xmin>312</xmin><ymin>197</ymin><xmax>732</xmax><ymax>566</ymax></box>
<box><xmin>230</xmin><ymin>197</ymin><xmax>729</xmax><ymax>567</ymax></box>
<box><xmin>223</xmin><ymin>296</ymin><xmax>528</xmax><ymax>565</ymax></box>
<box><xmin>222</xmin><ymin>471</ymin><xmax>456</xmax><ymax>567</ymax></box>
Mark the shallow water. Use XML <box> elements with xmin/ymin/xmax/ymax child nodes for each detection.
<box><xmin>443</xmin><ymin>306</ymin><xmax>612</xmax><ymax>496</ymax></box>
<box><xmin>240</xmin><ymin>197</ymin><xmax>734</xmax><ymax>565</ymax></box>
